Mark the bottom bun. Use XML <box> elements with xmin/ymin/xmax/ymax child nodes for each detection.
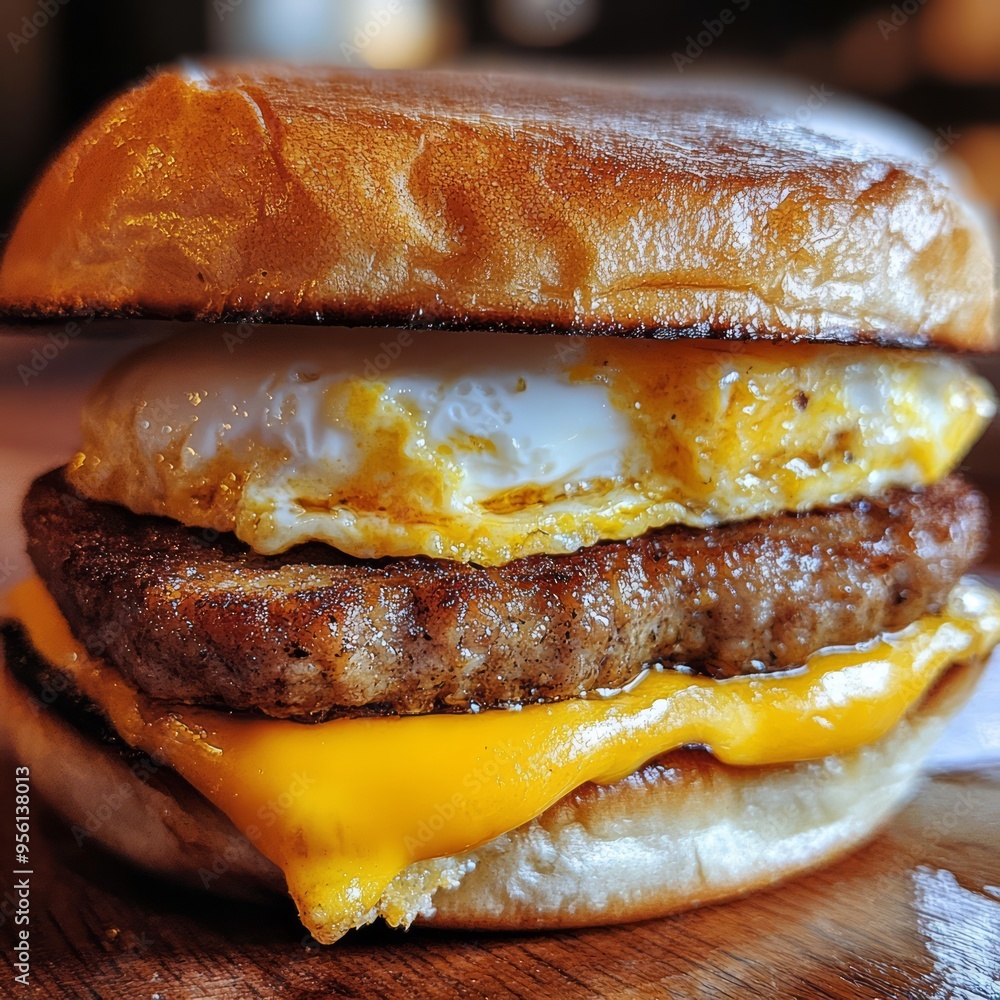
<box><xmin>0</xmin><ymin>641</ymin><xmax>983</xmax><ymax>934</ymax></box>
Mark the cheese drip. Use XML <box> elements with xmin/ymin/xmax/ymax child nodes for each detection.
<box><xmin>8</xmin><ymin>578</ymin><xmax>1000</xmax><ymax>943</ymax></box>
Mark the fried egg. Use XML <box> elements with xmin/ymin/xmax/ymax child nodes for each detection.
<box><xmin>69</xmin><ymin>326</ymin><xmax>995</xmax><ymax>566</ymax></box>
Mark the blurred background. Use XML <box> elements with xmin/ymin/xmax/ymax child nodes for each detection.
<box><xmin>3</xmin><ymin>0</ymin><xmax>999</xmax><ymax>233</ymax></box>
<box><xmin>1</xmin><ymin>0</ymin><xmax>998</xmax><ymax>491</ymax></box>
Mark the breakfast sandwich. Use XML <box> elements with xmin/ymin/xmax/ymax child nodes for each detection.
<box><xmin>0</xmin><ymin>66</ymin><xmax>997</xmax><ymax>943</ymax></box>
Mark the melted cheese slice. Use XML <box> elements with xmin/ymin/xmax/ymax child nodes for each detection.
<box><xmin>8</xmin><ymin>577</ymin><xmax>1000</xmax><ymax>943</ymax></box>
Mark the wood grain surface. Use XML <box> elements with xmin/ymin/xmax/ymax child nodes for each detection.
<box><xmin>0</xmin><ymin>338</ymin><xmax>998</xmax><ymax>999</ymax></box>
<box><xmin>0</xmin><ymin>752</ymin><xmax>998</xmax><ymax>998</ymax></box>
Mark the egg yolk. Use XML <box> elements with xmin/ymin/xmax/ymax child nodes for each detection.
<box><xmin>68</xmin><ymin>327</ymin><xmax>994</xmax><ymax>565</ymax></box>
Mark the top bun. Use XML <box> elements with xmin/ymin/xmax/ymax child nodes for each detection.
<box><xmin>0</xmin><ymin>64</ymin><xmax>994</xmax><ymax>350</ymax></box>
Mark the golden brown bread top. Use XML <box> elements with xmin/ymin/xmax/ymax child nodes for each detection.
<box><xmin>0</xmin><ymin>64</ymin><xmax>995</xmax><ymax>348</ymax></box>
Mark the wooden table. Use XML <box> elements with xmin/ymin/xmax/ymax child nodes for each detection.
<box><xmin>1</xmin><ymin>732</ymin><xmax>998</xmax><ymax>998</ymax></box>
<box><xmin>0</xmin><ymin>336</ymin><xmax>998</xmax><ymax>998</ymax></box>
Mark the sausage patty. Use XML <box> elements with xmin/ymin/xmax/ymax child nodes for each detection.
<box><xmin>24</xmin><ymin>468</ymin><xmax>987</xmax><ymax>719</ymax></box>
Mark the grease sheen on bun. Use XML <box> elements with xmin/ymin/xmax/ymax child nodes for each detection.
<box><xmin>0</xmin><ymin>65</ymin><xmax>994</xmax><ymax>350</ymax></box>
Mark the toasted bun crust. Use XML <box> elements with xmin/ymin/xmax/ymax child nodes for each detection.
<box><xmin>0</xmin><ymin>65</ymin><xmax>994</xmax><ymax>349</ymax></box>
<box><xmin>0</xmin><ymin>639</ymin><xmax>982</xmax><ymax>935</ymax></box>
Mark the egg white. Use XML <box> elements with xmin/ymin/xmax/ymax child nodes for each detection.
<box><xmin>69</xmin><ymin>326</ymin><xmax>995</xmax><ymax>565</ymax></box>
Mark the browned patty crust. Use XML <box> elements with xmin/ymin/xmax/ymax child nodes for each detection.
<box><xmin>25</xmin><ymin>469</ymin><xmax>986</xmax><ymax>720</ymax></box>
